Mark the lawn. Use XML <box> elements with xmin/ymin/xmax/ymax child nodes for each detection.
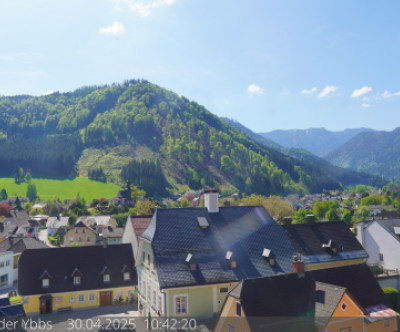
<box><xmin>0</xmin><ymin>177</ymin><xmax>121</xmax><ymax>202</ymax></box>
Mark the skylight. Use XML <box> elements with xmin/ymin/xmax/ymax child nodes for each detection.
<box><xmin>225</xmin><ymin>251</ymin><xmax>233</xmax><ymax>260</ymax></box>
<box><xmin>262</xmin><ymin>248</ymin><xmax>271</xmax><ymax>258</ymax></box>
<box><xmin>185</xmin><ymin>253</ymin><xmax>193</xmax><ymax>263</ymax></box>
<box><xmin>197</xmin><ymin>217</ymin><xmax>209</xmax><ymax>229</ymax></box>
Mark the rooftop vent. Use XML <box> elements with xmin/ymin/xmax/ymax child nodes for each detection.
<box><xmin>197</xmin><ymin>217</ymin><xmax>209</xmax><ymax>229</ymax></box>
<box><xmin>204</xmin><ymin>189</ymin><xmax>219</xmax><ymax>213</ymax></box>
<box><xmin>394</xmin><ymin>227</ymin><xmax>400</xmax><ymax>235</ymax></box>
<box><xmin>225</xmin><ymin>251</ymin><xmax>233</xmax><ymax>260</ymax></box>
<box><xmin>185</xmin><ymin>253</ymin><xmax>197</xmax><ymax>271</ymax></box>
<box><xmin>262</xmin><ymin>248</ymin><xmax>275</xmax><ymax>265</ymax></box>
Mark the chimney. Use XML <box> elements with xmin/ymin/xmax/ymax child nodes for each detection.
<box><xmin>204</xmin><ymin>189</ymin><xmax>219</xmax><ymax>213</ymax></box>
<box><xmin>356</xmin><ymin>222</ymin><xmax>364</xmax><ymax>246</ymax></box>
<box><xmin>305</xmin><ymin>214</ymin><xmax>315</xmax><ymax>225</ymax></box>
<box><xmin>282</xmin><ymin>217</ymin><xmax>292</xmax><ymax>226</ymax></box>
<box><xmin>8</xmin><ymin>237</ymin><xmax>13</xmax><ymax>247</ymax></box>
<box><xmin>292</xmin><ymin>255</ymin><xmax>305</xmax><ymax>277</ymax></box>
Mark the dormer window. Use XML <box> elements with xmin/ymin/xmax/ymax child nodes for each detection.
<box><xmin>262</xmin><ymin>248</ymin><xmax>275</xmax><ymax>265</ymax></box>
<box><xmin>322</xmin><ymin>240</ymin><xmax>339</xmax><ymax>255</ymax></box>
<box><xmin>39</xmin><ymin>270</ymin><xmax>52</xmax><ymax>288</ymax></box>
<box><xmin>73</xmin><ymin>276</ymin><xmax>81</xmax><ymax>285</ymax></box>
<box><xmin>100</xmin><ymin>266</ymin><xmax>111</xmax><ymax>282</ymax></box>
<box><xmin>42</xmin><ymin>278</ymin><xmax>49</xmax><ymax>288</ymax></box>
<box><xmin>103</xmin><ymin>274</ymin><xmax>110</xmax><ymax>282</ymax></box>
<box><xmin>185</xmin><ymin>253</ymin><xmax>197</xmax><ymax>271</ymax></box>
<box><xmin>123</xmin><ymin>272</ymin><xmax>130</xmax><ymax>280</ymax></box>
<box><xmin>225</xmin><ymin>251</ymin><xmax>237</xmax><ymax>269</ymax></box>
<box><xmin>197</xmin><ymin>217</ymin><xmax>209</xmax><ymax>229</ymax></box>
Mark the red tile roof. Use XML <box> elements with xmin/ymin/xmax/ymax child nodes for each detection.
<box><xmin>130</xmin><ymin>215</ymin><xmax>152</xmax><ymax>239</ymax></box>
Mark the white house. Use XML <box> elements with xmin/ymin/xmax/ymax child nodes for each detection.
<box><xmin>0</xmin><ymin>251</ymin><xmax>13</xmax><ymax>289</ymax></box>
<box><xmin>122</xmin><ymin>215</ymin><xmax>152</xmax><ymax>261</ymax></box>
<box><xmin>357</xmin><ymin>219</ymin><xmax>400</xmax><ymax>289</ymax></box>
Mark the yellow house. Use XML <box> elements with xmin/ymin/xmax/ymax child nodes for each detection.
<box><xmin>18</xmin><ymin>244</ymin><xmax>137</xmax><ymax>315</ymax></box>
<box><xmin>63</xmin><ymin>221</ymin><xmax>97</xmax><ymax>246</ymax></box>
<box><xmin>215</xmin><ymin>262</ymin><xmax>398</xmax><ymax>332</ymax></box>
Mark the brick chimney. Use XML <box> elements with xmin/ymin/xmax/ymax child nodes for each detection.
<box><xmin>204</xmin><ymin>189</ymin><xmax>219</xmax><ymax>213</ymax></box>
<box><xmin>292</xmin><ymin>255</ymin><xmax>305</xmax><ymax>277</ymax></box>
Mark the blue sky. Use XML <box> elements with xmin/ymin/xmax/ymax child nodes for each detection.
<box><xmin>1</xmin><ymin>0</ymin><xmax>400</xmax><ymax>132</ymax></box>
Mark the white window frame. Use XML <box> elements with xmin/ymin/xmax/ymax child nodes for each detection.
<box><xmin>123</xmin><ymin>272</ymin><xmax>130</xmax><ymax>280</ymax></box>
<box><xmin>69</xmin><ymin>236</ymin><xmax>74</xmax><ymax>242</ymax></box>
<box><xmin>158</xmin><ymin>294</ymin><xmax>162</xmax><ymax>312</ymax></box>
<box><xmin>88</xmin><ymin>293</ymin><xmax>96</xmax><ymax>302</ymax></box>
<box><xmin>73</xmin><ymin>276</ymin><xmax>81</xmax><ymax>285</ymax></box>
<box><xmin>174</xmin><ymin>294</ymin><xmax>188</xmax><ymax>315</ymax></box>
<box><xmin>142</xmin><ymin>280</ymin><xmax>147</xmax><ymax>299</ymax></box>
<box><xmin>42</xmin><ymin>278</ymin><xmax>49</xmax><ymax>288</ymax></box>
<box><xmin>152</xmin><ymin>290</ymin><xmax>157</xmax><ymax>307</ymax></box>
<box><xmin>148</xmin><ymin>285</ymin><xmax>151</xmax><ymax>303</ymax></box>
<box><xmin>116</xmin><ymin>290</ymin><xmax>124</xmax><ymax>301</ymax></box>
<box><xmin>103</xmin><ymin>274</ymin><xmax>110</xmax><ymax>282</ymax></box>
<box><xmin>77</xmin><ymin>293</ymin><xmax>85</xmax><ymax>303</ymax></box>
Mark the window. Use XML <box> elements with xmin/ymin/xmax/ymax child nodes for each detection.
<box><xmin>142</xmin><ymin>280</ymin><xmax>147</xmax><ymax>299</ymax></box>
<box><xmin>82</xmin><ymin>228</ymin><xmax>86</xmax><ymax>233</ymax></box>
<box><xmin>0</xmin><ymin>275</ymin><xmax>8</xmax><ymax>286</ymax></box>
<box><xmin>228</xmin><ymin>324</ymin><xmax>235</xmax><ymax>332</ymax></box>
<box><xmin>69</xmin><ymin>237</ymin><xmax>74</xmax><ymax>242</ymax></box>
<box><xmin>236</xmin><ymin>302</ymin><xmax>242</xmax><ymax>317</ymax></box>
<box><xmin>0</xmin><ymin>262</ymin><xmax>4</xmax><ymax>268</ymax></box>
<box><xmin>87</xmin><ymin>237</ymin><xmax>91</xmax><ymax>242</ymax></box>
<box><xmin>103</xmin><ymin>274</ymin><xmax>110</xmax><ymax>282</ymax></box>
<box><xmin>384</xmin><ymin>320</ymin><xmax>390</xmax><ymax>327</ymax></box>
<box><xmin>158</xmin><ymin>295</ymin><xmax>162</xmax><ymax>312</ymax></box>
<box><xmin>231</xmin><ymin>260</ymin><xmax>237</xmax><ymax>269</ymax></box>
<box><xmin>339</xmin><ymin>328</ymin><xmax>352</xmax><ymax>332</ymax></box>
<box><xmin>341</xmin><ymin>302</ymin><xmax>347</xmax><ymax>311</ymax></box>
<box><xmin>88</xmin><ymin>293</ymin><xmax>96</xmax><ymax>302</ymax></box>
<box><xmin>175</xmin><ymin>296</ymin><xmax>188</xmax><ymax>315</ymax></box>
<box><xmin>147</xmin><ymin>254</ymin><xmax>151</xmax><ymax>267</ymax></box>
<box><xmin>77</xmin><ymin>294</ymin><xmax>85</xmax><ymax>303</ymax></box>
<box><xmin>123</xmin><ymin>272</ymin><xmax>130</xmax><ymax>280</ymax></box>
<box><xmin>5</xmin><ymin>260</ymin><xmax>9</xmax><ymax>267</ymax></box>
<box><xmin>142</xmin><ymin>251</ymin><xmax>145</xmax><ymax>265</ymax></box>
<box><xmin>153</xmin><ymin>290</ymin><xmax>157</xmax><ymax>307</ymax></box>
<box><xmin>148</xmin><ymin>285</ymin><xmax>151</xmax><ymax>303</ymax></box>
<box><xmin>116</xmin><ymin>290</ymin><xmax>124</xmax><ymax>301</ymax></box>
<box><xmin>73</xmin><ymin>276</ymin><xmax>81</xmax><ymax>285</ymax></box>
<box><xmin>220</xmin><ymin>287</ymin><xmax>229</xmax><ymax>293</ymax></box>
<box><xmin>75</xmin><ymin>229</ymin><xmax>78</xmax><ymax>233</ymax></box>
<box><xmin>127</xmin><ymin>290</ymin><xmax>134</xmax><ymax>300</ymax></box>
<box><xmin>380</xmin><ymin>253</ymin><xmax>384</xmax><ymax>261</ymax></box>
<box><xmin>42</xmin><ymin>278</ymin><xmax>49</xmax><ymax>288</ymax></box>
<box><xmin>78</xmin><ymin>237</ymin><xmax>82</xmax><ymax>242</ymax></box>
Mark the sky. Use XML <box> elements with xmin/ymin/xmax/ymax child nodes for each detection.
<box><xmin>1</xmin><ymin>0</ymin><xmax>400</xmax><ymax>133</ymax></box>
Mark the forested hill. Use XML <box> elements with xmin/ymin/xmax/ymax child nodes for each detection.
<box><xmin>325</xmin><ymin>128</ymin><xmax>400</xmax><ymax>181</ymax></box>
<box><xmin>0</xmin><ymin>80</ymin><xmax>373</xmax><ymax>196</ymax></box>
<box><xmin>222</xmin><ymin>117</ymin><xmax>384</xmax><ymax>187</ymax></box>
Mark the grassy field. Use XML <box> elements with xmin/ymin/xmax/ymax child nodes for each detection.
<box><xmin>0</xmin><ymin>177</ymin><xmax>121</xmax><ymax>202</ymax></box>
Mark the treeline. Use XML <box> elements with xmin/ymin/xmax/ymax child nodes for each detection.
<box><xmin>121</xmin><ymin>159</ymin><xmax>168</xmax><ymax>198</ymax></box>
<box><xmin>0</xmin><ymin>134</ymin><xmax>82</xmax><ymax>177</ymax></box>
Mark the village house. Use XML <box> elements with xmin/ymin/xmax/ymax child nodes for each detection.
<box><xmin>63</xmin><ymin>221</ymin><xmax>97</xmax><ymax>247</ymax></box>
<box><xmin>122</xmin><ymin>215</ymin><xmax>152</xmax><ymax>260</ymax></box>
<box><xmin>18</xmin><ymin>244</ymin><xmax>137</xmax><ymax>315</ymax></box>
<box><xmin>357</xmin><ymin>219</ymin><xmax>400</xmax><ymax>290</ymax></box>
<box><xmin>215</xmin><ymin>262</ymin><xmax>398</xmax><ymax>332</ymax></box>
<box><xmin>282</xmin><ymin>215</ymin><xmax>368</xmax><ymax>271</ymax></box>
<box><xmin>46</xmin><ymin>215</ymin><xmax>69</xmax><ymax>236</ymax></box>
<box><xmin>0</xmin><ymin>251</ymin><xmax>13</xmax><ymax>290</ymax></box>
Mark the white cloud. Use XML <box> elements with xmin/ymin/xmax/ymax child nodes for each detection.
<box><xmin>361</xmin><ymin>103</ymin><xmax>371</xmax><ymax>108</ymax></box>
<box><xmin>376</xmin><ymin>90</ymin><xmax>400</xmax><ymax>100</ymax></box>
<box><xmin>99</xmin><ymin>21</ymin><xmax>125</xmax><ymax>35</ymax></box>
<box><xmin>351</xmin><ymin>86</ymin><xmax>372</xmax><ymax>98</ymax></box>
<box><xmin>115</xmin><ymin>0</ymin><xmax>176</xmax><ymax>17</ymax></box>
<box><xmin>318</xmin><ymin>86</ymin><xmax>339</xmax><ymax>98</ymax></box>
<box><xmin>301</xmin><ymin>87</ymin><xmax>317</xmax><ymax>95</ymax></box>
<box><xmin>247</xmin><ymin>84</ymin><xmax>263</xmax><ymax>96</ymax></box>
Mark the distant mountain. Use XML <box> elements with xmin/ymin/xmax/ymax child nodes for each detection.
<box><xmin>222</xmin><ymin>118</ymin><xmax>385</xmax><ymax>187</ymax></box>
<box><xmin>259</xmin><ymin>128</ymin><xmax>375</xmax><ymax>157</ymax></box>
<box><xmin>325</xmin><ymin>128</ymin><xmax>400</xmax><ymax>180</ymax></box>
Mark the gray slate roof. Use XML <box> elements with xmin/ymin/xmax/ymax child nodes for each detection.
<box><xmin>374</xmin><ymin>219</ymin><xmax>400</xmax><ymax>243</ymax></box>
<box><xmin>102</xmin><ymin>227</ymin><xmax>124</xmax><ymax>238</ymax></box>
<box><xmin>46</xmin><ymin>216</ymin><xmax>69</xmax><ymax>229</ymax></box>
<box><xmin>141</xmin><ymin>206</ymin><xmax>297</xmax><ymax>289</ymax></box>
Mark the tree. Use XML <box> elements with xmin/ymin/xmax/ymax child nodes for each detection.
<box><xmin>0</xmin><ymin>203</ymin><xmax>11</xmax><ymax>217</ymax></box>
<box><xmin>29</xmin><ymin>207</ymin><xmax>43</xmax><ymax>216</ymax></box>
<box><xmin>341</xmin><ymin>209</ymin><xmax>352</xmax><ymax>226</ymax></box>
<box><xmin>0</xmin><ymin>189</ymin><xmax>7</xmax><ymax>201</ymax></box>
<box><xmin>180</xmin><ymin>198</ymin><xmax>191</xmax><ymax>208</ymax></box>
<box><xmin>292</xmin><ymin>208</ymin><xmax>313</xmax><ymax>224</ymax></box>
<box><xmin>26</xmin><ymin>182</ymin><xmax>37</xmax><ymax>202</ymax></box>
<box><xmin>326</xmin><ymin>208</ymin><xmax>339</xmax><ymax>221</ymax></box>
<box><xmin>263</xmin><ymin>195</ymin><xmax>295</xmax><ymax>222</ymax></box>
<box><xmin>133</xmin><ymin>200</ymin><xmax>155</xmax><ymax>215</ymax></box>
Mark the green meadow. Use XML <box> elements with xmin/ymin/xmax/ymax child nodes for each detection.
<box><xmin>0</xmin><ymin>177</ymin><xmax>120</xmax><ymax>202</ymax></box>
